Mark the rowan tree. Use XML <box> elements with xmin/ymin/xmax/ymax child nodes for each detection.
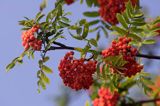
<box><xmin>6</xmin><ymin>0</ymin><xmax>160</xmax><ymax>105</ymax></box>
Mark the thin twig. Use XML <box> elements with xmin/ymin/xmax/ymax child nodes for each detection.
<box><xmin>136</xmin><ymin>53</ymin><xmax>160</xmax><ymax>60</ymax></box>
<box><xmin>48</xmin><ymin>46</ymin><xmax>75</xmax><ymax>51</ymax></box>
<box><xmin>53</xmin><ymin>41</ymin><xmax>67</xmax><ymax>47</ymax></box>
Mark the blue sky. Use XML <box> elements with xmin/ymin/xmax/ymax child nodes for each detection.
<box><xmin>0</xmin><ymin>0</ymin><xmax>160</xmax><ymax>106</ymax></box>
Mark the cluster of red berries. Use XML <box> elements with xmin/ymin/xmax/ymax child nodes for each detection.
<box><xmin>97</xmin><ymin>0</ymin><xmax>137</xmax><ymax>25</ymax></box>
<box><xmin>58</xmin><ymin>51</ymin><xmax>97</xmax><ymax>90</ymax></box>
<box><xmin>65</xmin><ymin>0</ymin><xmax>74</xmax><ymax>5</ymax></box>
<box><xmin>101</xmin><ymin>37</ymin><xmax>143</xmax><ymax>77</ymax></box>
<box><xmin>93</xmin><ymin>87</ymin><xmax>119</xmax><ymax>106</ymax></box>
<box><xmin>21</xmin><ymin>25</ymin><xmax>42</xmax><ymax>51</ymax></box>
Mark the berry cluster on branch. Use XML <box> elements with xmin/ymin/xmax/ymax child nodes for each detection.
<box><xmin>101</xmin><ymin>37</ymin><xmax>143</xmax><ymax>77</ymax></box>
<box><xmin>93</xmin><ymin>87</ymin><xmax>119</xmax><ymax>106</ymax></box>
<box><xmin>21</xmin><ymin>25</ymin><xmax>42</xmax><ymax>51</ymax></box>
<box><xmin>97</xmin><ymin>0</ymin><xmax>137</xmax><ymax>24</ymax></box>
<box><xmin>58</xmin><ymin>51</ymin><xmax>97</xmax><ymax>90</ymax></box>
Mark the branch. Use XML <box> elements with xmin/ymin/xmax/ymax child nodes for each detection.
<box><xmin>48</xmin><ymin>42</ymin><xmax>160</xmax><ymax>60</ymax></box>
<box><xmin>127</xmin><ymin>98</ymin><xmax>160</xmax><ymax>105</ymax></box>
<box><xmin>48</xmin><ymin>41</ymin><xmax>75</xmax><ymax>51</ymax></box>
<box><xmin>136</xmin><ymin>53</ymin><xmax>160</xmax><ymax>60</ymax></box>
<box><xmin>53</xmin><ymin>41</ymin><xmax>67</xmax><ymax>47</ymax></box>
<box><xmin>48</xmin><ymin>46</ymin><xmax>75</xmax><ymax>51</ymax></box>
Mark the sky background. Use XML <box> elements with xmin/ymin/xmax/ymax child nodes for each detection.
<box><xmin>0</xmin><ymin>0</ymin><xmax>160</xmax><ymax>106</ymax></box>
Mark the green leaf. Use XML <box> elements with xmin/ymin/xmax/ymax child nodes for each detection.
<box><xmin>83</xmin><ymin>11</ymin><xmax>99</xmax><ymax>17</ymax></box>
<box><xmin>19</xmin><ymin>20</ymin><xmax>34</xmax><ymax>27</ymax></box>
<box><xmin>92</xmin><ymin>0</ymin><xmax>99</xmax><ymax>6</ymax></box>
<box><xmin>41</xmin><ymin>72</ymin><xmax>50</xmax><ymax>84</ymax></box>
<box><xmin>114</xmin><ymin>55</ymin><xmax>128</xmax><ymax>67</ymax></box>
<box><xmin>116</xmin><ymin>13</ymin><xmax>128</xmax><ymax>29</ymax></box>
<box><xmin>131</xmin><ymin>21</ymin><xmax>146</xmax><ymax>26</ymax></box>
<box><xmin>96</xmin><ymin>31</ymin><xmax>100</xmax><ymax>41</ymax></box>
<box><xmin>132</xmin><ymin>17</ymin><xmax>145</xmax><ymax>23</ymax></box>
<box><xmin>69</xmin><ymin>31</ymin><xmax>83</xmax><ymax>40</ymax></box>
<box><xmin>83</xmin><ymin>44</ymin><xmax>91</xmax><ymax>52</ymax></box>
<box><xmin>35</xmin><ymin>12</ymin><xmax>45</xmax><ymax>22</ymax></box>
<box><xmin>72</xmin><ymin>35</ymin><xmax>84</xmax><ymax>40</ymax></box>
<box><xmin>61</xmin><ymin>17</ymin><xmax>70</xmax><ymax>23</ymax></box>
<box><xmin>128</xmin><ymin>33</ymin><xmax>142</xmax><ymax>42</ymax></box>
<box><xmin>122</xmin><ymin>12</ymin><xmax>130</xmax><ymax>24</ymax></box>
<box><xmin>46</xmin><ymin>9</ymin><xmax>57</xmax><ymax>22</ymax></box>
<box><xmin>112</xmin><ymin>26</ymin><xmax>127</xmax><ymax>35</ymax></box>
<box><xmin>57</xmin><ymin>4</ymin><xmax>63</xmax><ymax>17</ymax></box>
<box><xmin>38</xmin><ymin>60</ymin><xmax>43</xmax><ymax>67</ymax></box>
<box><xmin>24</xmin><ymin>17</ymin><xmax>30</xmax><ymax>20</ymax></box>
<box><xmin>6</xmin><ymin>53</ymin><xmax>26</xmax><ymax>72</ymax></box>
<box><xmin>6</xmin><ymin>63</ymin><xmax>15</xmax><ymax>72</ymax></box>
<box><xmin>96</xmin><ymin>62</ymin><xmax>101</xmax><ymax>77</ymax></box>
<box><xmin>40</xmin><ymin>0</ymin><xmax>47</xmax><ymax>11</ymax></box>
<box><xmin>42</xmin><ymin>65</ymin><xmax>53</xmax><ymax>74</ymax></box>
<box><xmin>81</xmin><ymin>44</ymin><xmax>91</xmax><ymax>56</ymax></box>
<box><xmin>19</xmin><ymin>20</ymin><xmax>26</xmax><ymax>26</ymax></box>
<box><xmin>86</xmin><ymin>0</ymin><xmax>93</xmax><ymax>7</ymax></box>
<box><xmin>89</xmin><ymin>39</ymin><xmax>98</xmax><ymax>47</ymax></box>
<box><xmin>69</xmin><ymin>25</ymin><xmax>80</xmax><ymax>30</ymax></box>
<box><xmin>133</xmin><ymin>13</ymin><xmax>144</xmax><ymax>18</ymax></box>
<box><xmin>126</xmin><ymin>1</ymin><xmax>133</xmax><ymax>18</ymax></box>
<box><xmin>142</xmin><ymin>39</ymin><xmax>156</xmax><ymax>45</ymax></box>
<box><xmin>88</xmin><ymin>20</ymin><xmax>100</xmax><ymax>26</ymax></box>
<box><xmin>102</xmin><ymin>64</ymin><xmax>107</xmax><ymax>79</ymax></box>
<box><xmin>58</xmin><ymin>21</ymin><xmax>70</xmax><ymax>28</ymax></box>
<box><xmin>101</xmin><ymin>21</ymin><xmax>111</xmax><ymax>30</ymax></box>
<box><xmin>120</xmin><ymin>77</ymin><xmax>136</xmax><ymax>91</ymax></box>
<box><xmin>43</xmin><ymin>56</ymin><xmax>50</xmax><ymax>62</ymax></box>
<box><xmin>82</xmin><ymin>23</ymin><xmax>89</xmax><ymax>39</ymax></box>
<box><xmin>130</xmin><ymin>27</ymin><xmax>143</xmax><ymax>33</ymax></box>
<box><xmin>104</xmin><ymin>55</ymin><xmax>127</xmax><ymax>68</ymax></box>
<box><xmin>89</xmin><ymin>27</ymin><xmax>99</xmax><ymax>33</ymax></box>
<box><xmin>101</xmin><ymin>26</ymin><xmax>108</xmax><ymax>37</ymax></box>
<box><xmin>40</xmin><ymin>22</ymin><xmax>49</xmax><ymax>30</ymax></box>
<box><xmin>38</xmin><ymin>80</ymin><xmax>46</xmax><ymax>90</ymax></box>
<box><xmin>79</xmin><ymin>19</ymin><xmax>87</xmax><ymax>25</ymax></box>
<box><xmin>76</xmin><ymin>28</ymin><xmax>82</xmax><ymax>34</ymax></box>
